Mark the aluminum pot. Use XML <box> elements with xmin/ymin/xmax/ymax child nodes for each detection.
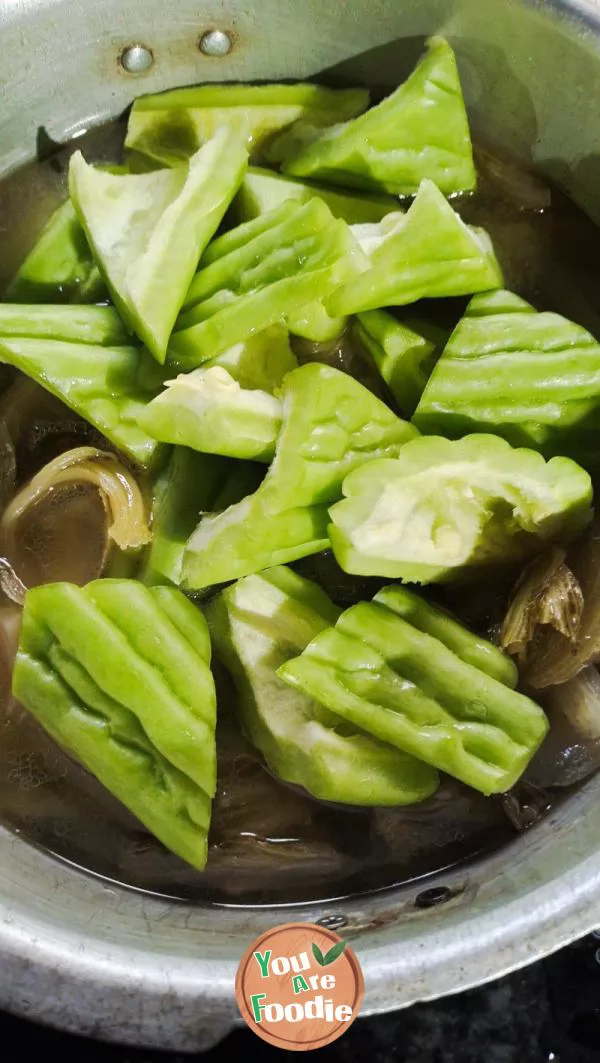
<box><xmin>3</xmin><ymin>0</ymin><xmax>600</xmax><ymax>1051</ymax></box>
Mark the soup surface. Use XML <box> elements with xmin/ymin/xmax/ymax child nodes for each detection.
<box><xmin>1</xmin><ymin>118</ymin><xmax>599</xmax><ymax>905</ymax></box>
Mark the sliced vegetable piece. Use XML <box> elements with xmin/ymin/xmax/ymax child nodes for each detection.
<box><xmin>1</xmin><ymin>446</ymin><xmax>151</xmax><ymax>553</ymax></box>
<box><xmin>201</xmin><ymin>202</ymin><xmax>347</xmax><ymax>345</ymax></box>
<box><xmin>208</xmin><ymin>566</ymin><xmax>439</xmax><ymax>805</ymax></box>
<box><xmin>233</xmin><ymin>166</ymin><xmax>398</xmax><ymax>224</ymax></box>
<box><xmin>197</xmin><ymin>201</ymin><xmax>297</xmax><ymax>271</ymax></box>
<box><xmin>203</xmin><ymin>324</ymin><xmax>297</xmax><ymax>392</ymax></box>
<box><xmin>142</xmin><ymin>448</ymin><xmax>262</xmax><ymax>586</ymax></box>
<box><xmin>139</xmin><ymin>366</ymin><xmax>282</xmax><ymax>461</ymax></box>
<box><xmin>349</xmin><ymin>210</ymin><xmax>405</xmax><ymax>258</ymax></box>
<box><xmin>413</xmin><ymin>289</ymin><xmax>600</xmax><ymax>466</ymax></box>
<box><xmin>171</xmin><ymin>199</ymin><xmax>368</xmax><ymax>367</ymax></box>
<box><xmin>184</xmin><ymin>500</ymin><xmax>329</xmax><ymax>592</ymax></box>
<box><xmin>87</xmin><ymin>579</ymin><xmax>215</xmax><ymax>725</ymax></box>
<box><xmin>182</xmin><ymin>362</ymin><xmax>417</xmax><ymax>589</ymax></box>
<box><xmin>282</xmin><ymin>37</ymin><xmax>476</xmax><ymax>196</ymax></box>
<box><xmin>125</xmin><ymin>83</ymin><xmax>369</xmax><ymax>168</ymax></box>
<box><xmin>354</xmin><ymin>309</ymin><xmax>438</xmax><ymax>417</ymax></box>
<box><xmin>286</xmin><ymin>301</ymin><xmax>346</xmax><ymax>343</ymax></box>
<box><xmin>374</xmin><ymin>585</ymin><xmax>518</xmax><ymax>687</ymax></box>
<box><xmin>329</xmin><ymin>179</ymin><xmax>502</xmax><ymax>316</ymax></box>
<box><xmin>278</xmin><ymin>598</ymin><xmax>548</xmax><ymax>794</ymax></box>
<box><xmin>69</xmin><ymin>129</ymin><xmax>248</xmax><ymax>362</ymax></box>
<box><xmin>464</xmin><ymin>289</ymin><xmax>532</xmax><ymax>315</ymax></box>
<box><xmin>500</xmin><ymin>547</ymin><xmax>583</xmax><ymax>665</ymax></box>
<box><xmin>256</xmin><ymin>364</ymin><xmax>418</xmax><ymax>511</ymax></box>
<box><xmin>150</xmin><ymin>583</ymin><xmax>213</xmax><ymax>661</ymax></box>
<box><xmin>0</xmin><ymin>304</ymin><xmax>130</xmax><ymax>347</ymax></box>
<box><xmin>502</xmin><ymin>517</ymin><xmax>600</xmax><ymax>689</ymax></box>
<box><xmin>0</xmin><ymin>337</ymin><xmax>166</xmax><ymax>468</ymax></box>
<box><xmin>13</xmin><ymin>580</ymin><xmax>216</xmax><ymax>868</ymax></box>
<box><xmin>143</xmin><ymin>448</ymin><xmax>223</xmax><ymax>587</ymax></box>
<box><xmin>328</xmin><ymin>434</ymin><xmax>593</xmax><ymax>583</ymax></box>
<box><xmin>4</xmin><ymin>199</ymin><xmax>106</xmax><ymax>304</ymax></box>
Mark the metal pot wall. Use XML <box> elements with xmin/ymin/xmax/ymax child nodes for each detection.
<box><xmin>3</xmin><ymin>0</ymin><xmax>600</xmax><ymax>1051</ymax></box>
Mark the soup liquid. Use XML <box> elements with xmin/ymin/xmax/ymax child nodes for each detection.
<box><xmin>0</xmin><ymin>122</ymin><xmax>599</xmax><ymax>905</ymax></box>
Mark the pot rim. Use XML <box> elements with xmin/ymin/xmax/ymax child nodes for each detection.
<box><xmin>2</xmin><ymin>770</ymin><xmax>600</xmax><ymax>1049</ymax></box>
<box><xmin>4</xmin><ymin>0</ymin><xmax>600</xmax><ymax>1051</ymax></box>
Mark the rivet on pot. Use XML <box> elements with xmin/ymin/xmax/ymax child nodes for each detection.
<box><xmin>414</xmin><ymin>886</ymin><xmax>455</xmax><ymax>910</ymax></box>
<box><xmin>316</xmin><ymin>914</ymin><xmax>349</xmax><ymax>931</ymax></box>
<box><xmin>120</xmin><ymin>45</ymin><xmax>154</xmax><ymax>74</ymax></box>
<box><xmin>199</xmin><ymin>30</ymin><xmax>233</xmax><ymax>57</ymax></box>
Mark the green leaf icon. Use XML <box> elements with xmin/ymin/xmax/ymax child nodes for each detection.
<box><xmin>312</xmin><ymin>939</ymin><xmax>348</xmax><ymax>966</ymax></box>
<box><xmin>312</xmin><ymin>942</ymin><xmax>326</xmax><ymax>966</ymax></box>
<box><xmin>322</xmin><ymin>940</ymin><xmax>347</xmax><ymax>965</ymax></box>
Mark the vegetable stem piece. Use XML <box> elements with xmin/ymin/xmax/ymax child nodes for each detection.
<box><xmin>278</xmin><ymin>596</ymin><xmax>548</xmax><ymax>794</ymax></box>
<box><xmin>139</xmin><ymin>367</ymin><xmax>282</xmax><ymax>461</ymax></box>
<box><xmin>170</xmin><ymin>199</ymin><xmax>368</xmax><ymax>367</ymax></box>
<box><xmin>0</xmin><ymin>304</ymin><xmax>130</xmax><ymax>347</ymax></box>
<box><xmin>0</xmin><ymin>337</ymin><xmax>166</xmax><ymax>468</ymax></box>
<box><xmin>13</xmin><ymin>580</ymin><xmax>216</xmax><ymax>869</ymax></box>
<box><xmin>142</xmin><ymin>449</ymin><xmax>263</xmax><ymax>587</ymax></box>
<box><xmin>69</xmin><ymin>128</ymin><xmax>248</xmax><ymax>362</ymax></box>
<box><xmin>354</xmin><ymin>309</ymin><xmax>438</xmax><ymax>417</ymax></box>
<box><xmin>233</xmin><ymin>166</ymin><xmax>398</xmax><ymax>224</ymax></box>
<box><xmin>125</xmin><ymin>83</ymin><xmax>369</xmax><ymax>168</ymax></box>
<box><xmin>286</xmin><ymin>301</ymin><xmax>346</xmax><ymax>344</ymax></box>
<box><xmin>4</xmin><ymin>199</ymin><xmax>106</xmax><ymax>304</ymax></box>
<box><xmin>202</xmin><ymin>325</ymin><xmax>297</xmax><ymax>392</ymax></box>
<box><xmin>413</xmin><ymin>289</ymin><xmax>600</xmax><ymax>468</ymax></box>
<box><xmin>182</xmin><ymin>362</ymin><xmax>417</xmax><ymax>590</ymax></box>
<box><xmin>328</xmin><ymin>433</ymin><xmax>593</xmax><ymax>583</ymax></box>
<box><xmin>373</xmin><ymin>585</ymin><xmax>518</xmax><ymax>687</ymax></box>
<box><xmin>282</xmin><ymin>37</ymin><xmax>476</xmax><ymax>196</ymax></box>
<box><xmin>329</xmin><ymin>179</ymin><xmax>502</xmax><ymax>316</ymax></box>
<box><xmin>208</xmin><ymin>566</ymin><xmax>439</xmax><ymax>805</ymax></box>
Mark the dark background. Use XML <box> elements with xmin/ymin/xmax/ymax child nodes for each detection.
<box><xmin>4</xmin><ymin>934</ymin><xmax>600</xmax><ymax>1062</ymax></box>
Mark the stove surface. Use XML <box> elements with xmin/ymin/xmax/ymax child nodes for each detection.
<box><xmin>3</xmin><ymin>933</ymin><xmax>600</xmax><ymax>1062</ymax></box>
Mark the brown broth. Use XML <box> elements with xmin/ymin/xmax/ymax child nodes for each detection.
<box><xmin>0</xmin><ymin>122</ymin><xmax>599</xmax><ymax>905</ymax></box>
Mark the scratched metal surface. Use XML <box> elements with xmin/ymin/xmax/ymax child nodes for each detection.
<box><xmin>6</xmin><ymin>936</ymin><xmax>600</xmax><ymax>1060</ymax></box>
